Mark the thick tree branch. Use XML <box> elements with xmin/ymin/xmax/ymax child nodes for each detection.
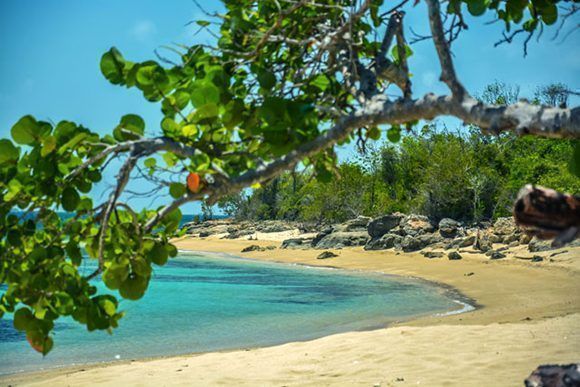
<box><xmin>425</xmin><ymin>0</ymin><xmax>467</xmax><ymax>99</ymax></box>
<box><xmin>143</xmin><ymin>94</ymin><xmax>579</xmax><ymax>231</ymax></box>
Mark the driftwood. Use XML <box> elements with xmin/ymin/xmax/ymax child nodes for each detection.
<box><xmin>525</xmin><ymin>364</ymin><xmax>580</xmax><ymax>387</ymax></box>
<box><xmin>514</xmin><ymin>185</ymin><xmax>580</xmax><ymax>248</ymax></box>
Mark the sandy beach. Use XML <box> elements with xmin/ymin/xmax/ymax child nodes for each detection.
<box><xmin>2</xmin><ymin>236</ymin><xmax>579</xmax><ymax>386</ymax></box>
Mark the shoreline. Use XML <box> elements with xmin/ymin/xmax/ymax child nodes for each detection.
<box><xmin>2</xmin><ymin>237</ymin><xmax>579</xmax><ymax>386</ymax></box>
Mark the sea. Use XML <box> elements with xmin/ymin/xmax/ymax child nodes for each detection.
<box><xmin>0</xmin><ymin>251</ymin><xmax>466</xmax><ymax>375</ymax></box>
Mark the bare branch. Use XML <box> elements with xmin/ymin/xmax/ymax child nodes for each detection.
<box><xmin>425</xmin><ymin>0</ymin><xmax>467</xmax><ymax>99</ymax></box>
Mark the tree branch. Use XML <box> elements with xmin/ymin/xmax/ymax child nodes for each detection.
<box><xmin>143</xmin><ymin>94</ymin><xmax>579</xmax><ymax>231</ymax></box>
<box><xmin>425</xmin><ymin>0</ymin><xmax>467</xmax><ymax>99</ymax></box>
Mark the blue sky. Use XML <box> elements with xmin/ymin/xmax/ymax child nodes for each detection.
<box><xmin>0</xmin><ymin>0</ymin><xmax>578</xmax><ymax>214</ymax></box>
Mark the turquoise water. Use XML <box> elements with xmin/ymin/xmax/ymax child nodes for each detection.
<box><xmin>0</xmin><ymin>252</ymin><xmax>462</xmax><ymax>375</ymax></box>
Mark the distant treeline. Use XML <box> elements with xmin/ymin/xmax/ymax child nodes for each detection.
<box><xmin>217</xmin><ymin>83</ymin><xmax>580</xmax><ymax>224</ymax></box>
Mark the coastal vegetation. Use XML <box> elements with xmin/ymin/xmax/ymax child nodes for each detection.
<box><xmin>218</xmin><ymin>83</ymin><xmax>579</xmax><ymax>224</ymax></box>
<box><xmin>0</xmin><ymin>0</ymin><xmax>578</xmax><ymax>357</ymax></box>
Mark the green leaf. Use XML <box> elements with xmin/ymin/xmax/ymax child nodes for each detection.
<box><xmin>257</xmin><ymin>70</ymin><xmax>276</xmax><ymax>90</ymax></box>
<box><xmin>311</xmin><ymin>75</ymin><xmax>330</xmax><ymax>91</ymax></box>
<box><xmin>0</xmin><ymin>139</ymin><xmax>19</xmax><ymax>164</ymax></box>
<box><xmin>119</xmin><ymin>114</ymin><xmax>145</xmax><ymax>138</ymax></box>
<box><xmin>148</xmin><ymin>242</ymin><xmax>169</xmax><ymax>266</ymax></box>
<box><xmin>196</xmin><ymin>20</ymin><xmax>211</xmax><ymax>27</ymax></box>
<box><xmin>367</xmin><ymin>127</ymin><xmax>381</xmax><ymax>141</ymax></box>
<box><xmin>11</xmin><ymin>115</ymin><xmax>43</xmax><ymax>145</ymax></box>
<box><xmin>100</xmin><ymin>47</ymin><xmax>126</xmax><ymax>85</ymax></box>
<box><xmin>61</xmin><ymin>187</ymin><xmax>80</xmax><ymax>212</ymax></box>
<box><xmin>144</xmin><ymin>157</ymin><xmax>157</xmax><ymax>169</ymax></box>
<box><xmin>466</xmin><ymin>0</ymin><xmax>489</xmax><ymax>16</ymax></box>
<box><xmin>13</xmin><ymin>308</ymin><xmax>34</xmax><ymax>331</ymax></box>
<box><xmin>119</xmin><ymin>274</ymin><xmax>149</xmax><ymax>300</ymax></box>
<box><xmin>387</xmin><ymin>127</ymin><xmax>401</xmax><ymax>143</ymax></box>
<box><xmin>169</xmin><ymin>182</ymin><xmax>186</xmax><ymax>199</ymax></box>
<box><xmin>4</xmin><ymin>179</ymin><xmax>23</xmax><ymax>201</ymax></box>
<box><xmin>540</xmin><ymin>4</ymin><xmax>557</xmax><ymax>25</ymax></box>
<box><xmin>41</xmin><ymin>135</ymin><xmax>57</xmax><ymax>157</ymax></box>
<box><xmin>190</xmin><ymin>82</ymin><xmax>220</xmax><ymax>108</ymax></box>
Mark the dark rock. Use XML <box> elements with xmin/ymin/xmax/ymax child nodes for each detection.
<box><xmin>474</xmin><ymin>233</ymin><xmax>493</xmax><ymax>252</ymax></box>
<box><xmin>334</xmin><ymin>216</ymin><xmax>372</xmax><ymax>232</ymax></box>
<box><xmin>422</xmin><ymin>251</ymin><xmax>444</xmax><ymax>259</ymax></box>
<box><xmin>312</xmin><ymin>227</ymin><xmax>333</xmax><ymax>246</ymax></box>
<box><xmin>241</xmin><ymin>244</ymin><xmax>262</xmax><ymax>252</ymax></box>
<box><xmin>400</xmin><ymin>214</ymin><xmax>435</xmax><ymax>236</ymax></box>
<box><xmin>317</xmin><ymin>251</ymin><xmax>338</xmax><ymax>259</ymax></box>
<box><xmin>255</xmin><ymin>221</ymin><xmax>295</xmax><ymax>233</ymax></box>
<box><xmin>531</xmin><ymin>255</ymin><xmax>544</xmax><ymax>262</ymax></box>
<box><xmin>281</xmin><ymin>238</ymin><xmax>312</xmax><ymax>249</ymax></box>
<box><xmin>364</xmin><ymin>233</ymin><xmax>403</xmax><ymax>250</ymax></box>
<box><xmin>489</xmin><ymin>250</ymin><xmax>506</xmax><ymax>260</ymax></box>
<box><xmin>448</xmin><ymin>251</ymin><xmax>462</xmax><ymax>260</ymax></box>
<box><xmin>199</xmin><ymin>231</ymin><xmax>211</xmax><ymax>238</ymax></box>
<box><xmin>524</xmin><ymin>363</ymin><xmax>580</xmax><ymax>387</ymax></box>
<box><xmin>445</xmin><ymin>235</ymin><xmax>476</xmax><ymax>250</ymax></box>
<box><xmin>528</xmin><ymin>237</ymin><xmax>554</xmax><ymax>252</ymax></box>
<box><xmin>439</xmin><ymin>218</ymin><xmax>461</xmax><ymax>238</ymax></box>
<box><xmin>464</xmin><ymin>272</ymin><xmax>474</xmax><ymax>276</ymax></box>
<box><xmin>315</xmin><ymin>231</ymin><xmax>369</xmax><ymax>249</ymax></box>
<box><xmin>367</xmin><ymin>214</ymin><xmax>404</xmax><ymax>238</ymax></box>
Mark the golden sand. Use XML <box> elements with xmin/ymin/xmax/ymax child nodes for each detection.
<box><xmin>3</xmin><ymin>237</ymin><xmax>579</xmax><ymax>386</ymax></box>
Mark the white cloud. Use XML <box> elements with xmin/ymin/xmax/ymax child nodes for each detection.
<box><xmin>130</xmin><ymin>20</ymin><xmax>157</xmax><ymax>41</ymax></box>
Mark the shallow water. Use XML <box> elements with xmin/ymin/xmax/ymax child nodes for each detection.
<box><xmin>0</xmin><ymin>252</ymin><xmax>461</xmax><ymax>375</ymax></box>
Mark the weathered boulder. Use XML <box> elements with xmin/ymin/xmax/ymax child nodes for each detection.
<box><xmin>474</xmin><ymin>233</ymin><xmax>493</xmax><ymax>252</ymax></box>
<box><xmin>445</xmin><ymin>235</ymin><xmax>476</xmax><ymax>250</ymax></box>
<box><xmin>315</xmin><ymin>231</ymin><xmax>369</xmax><ymax>249</ymax></box>
<box><xmin>422</xmin><ymin>251</ymin><xmax>444</xmax><ymax>259</ymax></box>
<box><xmin>367</xmin><ymin>214</ymin><xmax>404</xmax><ymax>238</ymax></box>
<box><xmin>439</xmin><ymin>218</ymin><xmax>461</xmax><ymax>238</ymax></box>
<box><xmin>493</xmin><ymin>217</ymin><xmax>518</xmax><ymax>235</ymax></box>
<box><xmin>488</xmin><ymin>250</ymin><xmax>506</xmax><ymax>259</ymax></box>
<box><xmin>400</xmin><ymin>214</ymin><xmax>435</xmax><ymax>236</ymax></box>
<box><xmin>222</xmin><ymin>228</ymin><xmax>255</xmax><ymax>239</ymax></box>
<box><xmin>364</xmin><ymin>233</ymin><xmax>403</xmax><ymax>250</ymax></box>
<box><xmin>524</xmin><ymin>363</ymin><xmax>580</xmax><ymax>387</ymax></box>
<box><xmin>281</xmin><ymin>238</ymin><xmax>312</xmax><ymax>249</ymax></box>
<box><xmin>528</xmin><ymin>237</ymin><xmax>554</xmax><ymax>252</ymax></box>
<box><xmin>333</xmin><ymin>216</ymin><xmax>372</xmax><ymax>232</ymax></box>
<box><xmin>255</xmin><ymin>221</ymin><xmax>295</xmax><ymax>233</ymax></box>
<box><xmin>448</xmin><ymin>251</ymin><xmax>462</xmax><ymax>260</ymax></box>
<box><xmin>241</xmin><ymin>244</ymin><xmax>262</xmax><ymax>252</ymax></box>
<box><xmin>312</xmin><ymin>227</ymin><xmax>334</xmax><ymax>246</ymax></box>
<box><xmin>317</xmin><ymin>251</ymin><xmax>338</xmax><ymax>259</ymax></box>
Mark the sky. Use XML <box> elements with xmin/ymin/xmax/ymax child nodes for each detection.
<box><xmin>0</xmin><ymin>0</ymin><xmax>578</xmax><ymax>214</ymax></box>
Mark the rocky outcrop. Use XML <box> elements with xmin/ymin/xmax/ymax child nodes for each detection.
<box><xmin>333</xmin><ymin>216</ymin><xmax>371</xmax><ymax>232</ymax></box>
<box><xmin>448</xmin><ymin>251</ymin><xmax>462</xmax><ymax>260</ymax></box>
<box><xmin>315</xmin><ymin>231</ymin><xmax>369</xmax><ymax>249</ymax></box>
<box><xmin>422</xmin><ymin>251</ymin><xmax>444</xmax><ymax>259</ymax></box>
<box><xmin>524</xmin><ymin>363</ymin><xmax>580</xmax><ymax>387</ymax></box>
<box><xmin>241</xmin><ymin>244</ymin><xmax>277</xmax><ymax>252</ymax></box>
<box><xmin>364</xmin><ymin>233</ymin><xmax>403</xmax><ymax>250</ymax></box>
<box><xmin>367</xmin><ymin>214</ymin><xmax>404</xmax><ymax>238</ymax></box>
<box><xmin>281</xmin><ymin>238</ymin><xmax>313</xmax><ymax>249</ymax></box>
<box><xmin>438</xmin><ymin>218</ymin><xmax>461</xmax><ymax>238</ymax></box>
<box><xmin>399</xmin><ymin>214</ymin><xmax>435</xmax><ymax>236</ymax></box>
